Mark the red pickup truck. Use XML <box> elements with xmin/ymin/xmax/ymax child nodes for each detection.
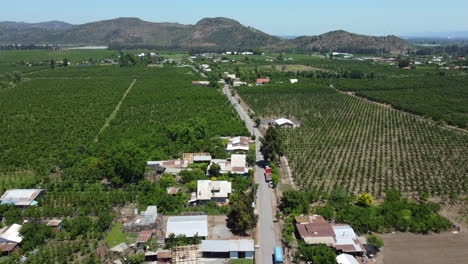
<box><xmin>264</xmin><ymin>167</ymin><xmax>272</xmax><ymax>182</ymax></box>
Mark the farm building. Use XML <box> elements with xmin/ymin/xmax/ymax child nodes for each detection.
<box><xmin>0</xmin><ymin>189</ymin><xmax>44</xmax><ymax>207</ymax></box>
<box><xmin>196</xmin><ymin>180</ymin><xmax>232</xmax><ymax>204</ymax></box>
<box><xmin>200</xmin><ymin>239</ymin><xmax>255</xmax><ymax>259</ymax></box>
<box><xmin>165</xmin><ymin>215</ymin><xmax>208</xmax><ymax>238</ymax></box>
<box><xmin>295</xmin><ymin>215</ymin><xmax>365</xmax><ymax>254</ymax></box>
<box><xmin>226</xmin><ymin>136</ymin><xmax>251</xmax><ymax>152</ymax></box>
<box><xmin>0</xmin><ymin>224</ymin><xmax>22</xmax><ymax>255</ymax></box>
<box><xmin>272</xmin><ymin>118</ymin><xmax>296</xmax><ymax>128</ymax></box>
<box><xmin>146</xmin><ymin>159</ymin><xmax>191</xmax><ymax>175</ymax></box>
<box><xmin>290</xmin><ymin>79</ymin><xmax>298</xmax><ymax>84</ymax></box>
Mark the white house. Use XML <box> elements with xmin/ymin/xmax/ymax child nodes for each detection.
<box><xmin>273</xmin><ymin>118</ymin><xmax>295</xmax><ymax>128</ymax></box>
<box><xmin>226</xmin><ymin>136</ymin><xmax>251</xmax><ymax>152</ymax></box>
<box><xmin>290</xmin><ymin>79</ymin><xmax>298</xmax><ymax>84</ymax></box>
<box><xmin>230</xmin><ymin>154</ymin><xmax>247</xmax><ymax>175</ymax></box>
<box><xmin>197</xmin><ymin>180</ymin><xmax>232</xmax><ymax>203</ymax></box>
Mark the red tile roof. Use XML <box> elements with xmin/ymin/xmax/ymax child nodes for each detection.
<box><xmin>256</xmin><ymin>78</ymin><xmax>270</xmax><ymax>84</ymax></box>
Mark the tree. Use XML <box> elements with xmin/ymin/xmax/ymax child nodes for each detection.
<box><xmin>125</xmin><ymin>253</ymin><xmax>145</xmax><ymax>264</ymax></box>
<box><xmin>208</xmin><ymin>163</ymin><xmax>221</xmax><ymax>177</ymax></box>
<box><xmin>296</xmin><ymin>244</ymin><xmax>337</xmax><ymax>264</ymax></box>
<box><xmin>50</xmin><ymin>59</ymin><xmax>55</xmax><ymax>69</ymax></box>
<box><xmin>107</xmin><ymin>144</ymin><xmax>146</xmax><ymax>185</ymax></box>
<box><xmin>227</xmin><ymin>193</ymin><xmax>257</xmax><ymax>235</ymax></box>
<box><xmin>356</xmin><ymin>193</ymin><xmax>374</xmax><ymax>207</ymax></box>
<box><xmin>280</xmin><ymin>191</ymin><xmax>317</xmax><ymax>214</ymax></box>
<box><xmin>260</xmin><ymin>127</ymin><xmax>283</xmax><ymax>162</ymax></box>
<box><xmin>63</xmin><ymin>58</ymin><xmax>69</xmax><ymax>67</ymax></box>
<box><xmin>367</xmin><ymin>234</ymin><xmax>384</xmax><ymax>248</ymax></box>
<box><xmin>20</xmin><ymin>223</ymin><xmax>54</xmax><ymax>252</ymax></box>
<box><xmin>254</xmin><ymin>118</ymin><xmax>261</xmax><ymax>127</ymax></box>
<box><xmin>398</xmin><ymin>57</ymin><xmax>410</xmax><ymax>68</ymax></box>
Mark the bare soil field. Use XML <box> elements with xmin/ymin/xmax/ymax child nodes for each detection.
<box><xmin>379</xmin><ymin>231</ymin><xmax>467</xmax><ymax>264</ymax></box>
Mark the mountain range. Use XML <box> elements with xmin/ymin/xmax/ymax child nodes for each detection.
<box><xmin>0</xmin><ymin>17</ymin><xmax>410</xmax><ymax>53</ymax></box>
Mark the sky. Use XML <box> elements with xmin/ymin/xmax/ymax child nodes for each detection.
<box><xmin>2</xmin><ymin>0</ymin><xmax>468</xmax><ymax>36</ymax></box>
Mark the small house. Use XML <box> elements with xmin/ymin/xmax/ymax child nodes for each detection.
<box><xmin>272</xmin><ymin>118</ymin><xmax>295</xmax><ymax>128</ymax></box>
<box><xmin>196</xmin><ymin>180</ymin><xmax>232</xmax><ymax>204</ymax></box>
<box><xmin>226</xmin><ymin>136</ymin><xmax>251</xmax><ymax>152</ymax></box>
<box><xmin>290</xmin><ymin>79</ymin><xmax>298</xmax><ymax>84</ymax></box>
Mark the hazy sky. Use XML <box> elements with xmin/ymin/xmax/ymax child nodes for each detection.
<box><xmin>2</xmin><ymin>0</ymin><xmax>467</xmax><ymax>36</ymax></box>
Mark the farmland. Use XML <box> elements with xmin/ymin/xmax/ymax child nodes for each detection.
<box><xmin>0</xmin><ymin>65</ymin><xmax>247</xmax><ymax>171</ymax></box>
<box><xmin>0</xmin><ymin>76</ymin><xmax>132</xmax><ymax>171</ymax></box>
<box><xmin>332</xmin><ymin>75</ymin><xmax>468</xmax><ymax>128</ymax></box>
<box><xmin>238</xmin><ymin>81</ymin><xmax>468</xmax><ymax>197</ymax></box>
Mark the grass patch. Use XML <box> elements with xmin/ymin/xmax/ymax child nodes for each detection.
<box><xmin>104</xmin><ymin>222</ymin><xmax>126</xmax><ymax>247</ymax></box>
<box><xmin>229</xmin><ymin>259</ymin><xmax>254</xmax><ymax>264</ymax></box>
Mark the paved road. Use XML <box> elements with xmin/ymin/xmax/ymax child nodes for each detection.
<box><xmin>223</xmin><ymin>85</ymin><xmax>278</xmax><ymax>264</ymax></box>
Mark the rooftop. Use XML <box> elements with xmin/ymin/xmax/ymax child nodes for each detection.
<box><xmin>0</xmin><ymin>224</ymin><xmax>23</xmax><ymax>244</ymax></box>
<box><xmin>0</xmin><ymin>189</ymin><xmax>43</xmax><ymax>206</ymax></box>
<box><xmin>274</xmin><ymin>118</ymin><xmax>294</xmax><ymax>126</ymax></box>
<box><xmin>166</xmin><ymin>215</ymin><xmax>208</xmax><ymax>238</ymax></box>
<box><xmin>200</xmin><ymin>239</ymin><xmax>254</xmax><ymax>252</ymax></box>
<box><xmin>197</xmin><ymin>180</ymin><xmax>232</xmax><ymax>200</ymax></box>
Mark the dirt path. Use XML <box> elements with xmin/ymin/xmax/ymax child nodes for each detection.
<box><xmin>94</xmin><ymin>78</ymin><xmax>137</xmax><ymax>142</ymax></box>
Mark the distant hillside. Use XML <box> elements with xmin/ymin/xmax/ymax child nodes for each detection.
<box><xmin>0</xmin><ymin>17</ymin><xmax>410</xmax><ymax>53</ymax></box>
<box><xmin>0</xmin><ymin>21</ymin><xmax>73</xmax><ymax>30</ymax></box>
<box><xmin>289</xmin><ymin>30</ymin><xmax>411</xmax><ymax>53</ymax></box>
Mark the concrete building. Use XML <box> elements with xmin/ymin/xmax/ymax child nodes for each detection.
<box><xmin>226</xmin><ymin>136</ymin><xmax>251</xmax><ymax>152</ymax></box>
<box><xmin>230</xmin><ymin>154</ymin><xmax>247</xmax><ymax>175</ymax></box>
<box><xmin>200</xmin><ymin>239</ymin><xmax>255</xmax><ymax>259</ymax></box>
<box><xmin>165</xmin><ymin>215</ymin><xmax>208</xmax><ymax>238</ymax></box>
<box><xmin>0</xmin><ymin>189</ymin><xmax>44</xmax><ymax>207</ymax></box>
<box><xmin>197</xmin><ymin>180</ymin><xmax>232</xmax><ymax>204</ymax></box>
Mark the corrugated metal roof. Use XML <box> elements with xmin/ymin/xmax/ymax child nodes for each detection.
<box><xmin>166</xmin><ymin>215</ymin><xmax>208</xmax><ymax>238</ymax></box>
<box><xmin>200</xmin><ymin>240</ymin><xmax>254</xmax><ymax>252</ymax></box>
<box><xmin>0</xmin><ymin>189</ymin><xmax>43</xmax><ymax>206</ymax></box>
<box><xmin>0</xmin><ymin>224</ymin><xmax>23</xmax><ymax>243</ymax></box>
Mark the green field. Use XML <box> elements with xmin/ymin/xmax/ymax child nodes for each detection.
<box><xmin>0</xmin><ymin>76</ymin><xmax>132</xmax><ymax>170</ymax></box>
<box><xmin>332</xmin><ymin>75</ymin><xmax>468</xmax><ymax>128</ymax></box>
<box><xmin>238</xmin><ymin>81</ymin><xmax>468</xmax><ymax>197</ymax></box>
